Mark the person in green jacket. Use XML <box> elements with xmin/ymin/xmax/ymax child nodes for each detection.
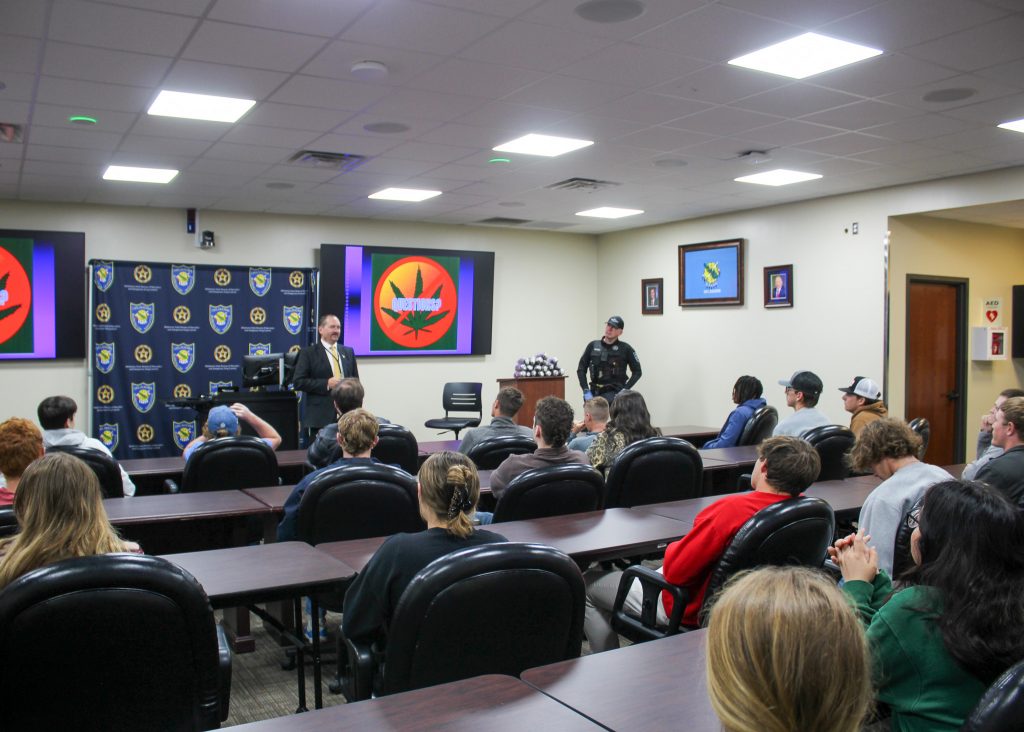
<box><xmin>831</xmin><ymin>480</ymin><xmax>1024</xmax><ymax>732</ymax></box>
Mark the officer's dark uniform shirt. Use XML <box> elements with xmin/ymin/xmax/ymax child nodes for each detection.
<box><xmin>577</xmin><ymin>338</ymin><xmax>642</xmax><ymax>394</ymax></box>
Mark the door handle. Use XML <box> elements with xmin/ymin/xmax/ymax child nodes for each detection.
<box><xmin>945</xmin><ymin>390</ymin><xmax>959</xmax><ymax>401</ymax></box>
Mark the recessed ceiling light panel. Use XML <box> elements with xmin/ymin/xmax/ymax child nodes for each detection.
<box><xmin>103</xmin><ymin>165</ymin><xmax>178</xmax><ymax>184</ymax></box>
<box><xmin>368</xmin><ymin>187</ymin><xmax>442</xmax><ymax>202</ymax></box>
<box><xmin>728</xmin><ymin>33</ymin><xmax>882</xmax><ymax>79</ymax></box>
<box><xmin>493</xmin><ymin>133</ymin><xmax>594</xmax><ymax>157</ymax></box>
<box><xmin>997</xmin><ymin>118</ymin><xmax>1024</xmax><ymax>134</ymax></box>
<box><xmin>575</xmin><ymin>206</ymin><xmax>644</xmax><ymax>219</ymax></box>
<box><xmin>734</xmin><ymin>169</ymin><xmax>822</xmax><ymax>186</ymax></box>
<box><xmin>148</xmin><ymin>90</ymin><xmax>256</xmax><ymax>123</ymax></box>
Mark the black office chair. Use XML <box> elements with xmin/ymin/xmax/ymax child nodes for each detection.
<box><xmin>802</xmin><ymin>424</ymin><xmax>856</xmax><ymax>481</ymax></box>
<box><xmin>737</xmin><ymin>406</ymin><xmax>779</xmax><ymax>447</ymax></box>
<box><xmin>0</xmin><ymin>507</ymin><xmax>17</xmax><ymax>538</ymax></box>
<box><xmin>371</xmin><ymin>423</ymin><xmax>419</xmax><ymax>475</ymax></box>
<box><xmin>466</xmin><ymin>433</ymin><xmax>537</xmax><ymax>470</ymax></box>
<box><xmin>491</xmin><ymin>464</ymin><xmax>605</xmax><ymax>523</ymax></box>
<box><xmin>166</xmin><ymin>435</ymin><xmax>279</xmax><ymax>493</ymax></box>
<box><xmin>612</xmin><ymin>496</ymin><xmax>834</xmax><ymax>642</ymax></box>
<box><xmin>891</xmin><ymin>498</ymin><xmax>921</xmax><ymax>579</ymax></box>
<box><xmin>424</xmin><ymin>382</ymin><xmax>483</xmax><ymax>439</ymax></box>
<box><xmin>46</xmin><ymin>445</ymin><xmax>124</xmax><ymax>498</ymax></box>
<box><xmin>340</xmin><ymin>543</ymin><xmax>584</xmax><ymax>700</ymax></box>
<box><xmin>908</xmin><ymin>417</ymin><xmax>931</xmax><ymax>460</ymax></box>
<box><xmin>604</xmin><ymin>436</ymin><xmax>703</xmax><ymax>508</ymax></box>
<box><xmin>961</xmin><ymin>658</ymin><xmax>1024</xmax><ymax>732</ymax></box>
<box><xmin>0</xmin><ymin>553</ymin><xmax>231</xmax><ymax>731</ymax></box>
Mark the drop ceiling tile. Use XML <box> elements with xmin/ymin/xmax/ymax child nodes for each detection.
<box><xmin>341</xmin><ymin>0</ymin><xmax>507</xmax><ymax>56</ymax></box>
<box><xmin>878</xmin><ymin>74</ymin><xmax>1019</xmax><ymax>113</ymax></box>
<box><xmin>794</xmin><ymin>132</ymin><xmax>889</xmax><ymax>156</ymax></box>
<box><xmin>423</xmin><ymin>0</ymin><xmax>542</xmax><ymax>17</ymax></box>
<box><xmin>897</xmin><ymin>151</ymin><xmax>998</xmax><ymax>175</ymax></box>
<box><xmin>666</xmin><ymin>106</ymin><xmax>783</xmax><ymax>136</ymax></box>
<box><xmin>25</xmin><ymin>143</ymin><xmax>112</xmax><ymax>165</ymax></box>
<box><xmin>862</xmin><ymin>114</ymin><xmax>977</xmax><ymax>143</ymax></box>
<box><xmin>502</xmin><ymin>75</ymin><xmax>633</xmax><ymax>113</ymax></box>
<box><xmin>655</xmin><ymin>64</ymin><xmax>788</xmax><ymax>105</ymax></box>
<box><xmin>5</xmin><ymin>0</ymin><xmax>48</xmax><ymax>38</ymax></box>
<box><xmin>535</xmin><ymin>114</ymin><xmax>646</xmax><ymax>144</ymax></box>
<box><xmin>118</xmin><ymin>134</ymin><xmax>213</xmax><ymax>157</ymax></box>
<box><xmin>366</xmin><ymin>88</ymin><xmax>485</xmax><ymax>123</ymax></box>
<box><xmin>27</xmin><ymin>124</ymin><xmax>123</xmax><ymax>151</ymax></box>
<box><xmin>209</xmin><ymin>0</ymin><xmax>376</xmax><ymax>36</ymax></box>
<box><xmin>42</xmin><ymin>42</ymin><xmax>172</xmax><ymax>88</ymax></box>
<box><xmin>585</xmin><ymin>93</ymin><xmax>712</xmax><ymax>126</ymax></box>
<box><xmin>0</xmin><ymin>101</ymin><xmax>31</xmax><ymax>124</ymax></box>
<box><xmin>921</xmin><ymin>126</ymin><xmax>1023</xmax><ymax>152</ymax></box>
<box><xmin>220</xmin><ymin>103</ymin><xmax>347</xmax><ymax>134</ymax></box>
<box><xmin>457</xmin><ymin>101</ymin><xmax>572</xmax><ymax>132</ymax></box>
<box><xmin>0</xmin><ymin>143</ymin><xmax>25</xmax><ymax>160</ymax></box>
<box><xmin>100</xmin><ymin>0</ymin><xmax>210</xmax><ymax>15</ymax></box>
<box><xmin>417</xmin><ymin>123</ymin><xmax>507</xmax><ymax>148</ymax></box>
<box><xmin>0</xmin><ymin>72</ymin><xmax>38</xmax><ymax>102</ymax></box>
<box><xmin>975</xmin><ymin>58</ymin><xmax>1024</xmax><ymax>90</ymax></box>
<box><xmin>186</xmin><ymin>158</ymin><xmax>273</xmax><ymax>178</ymax></box>
<box><xmin>303</xmin><ymin>132</ymin><xmax>402</xmax><ymax>156</ymax></box>
<box><xmin>458</xmin><ymin>21</ymin><xmax>613</xmax><ymax>73</ymax></box>
<box><xmin>614</xmin><ymin>126</ymin><xmax>715</xmax><ymax>152</ymax></box>
<box><xmin>353</xmin><ymin>156</ymin><xmax>440</xmax><ymax>177</ymax></box>
<box><xmin>127</xmin><ymin>116</ymin><xmax>232</xmax><ymax>141</ymax></box>
<box><xmin>300</xmin><ymin>40</ymin><xmax>445</xmax><ymax>85</ymax></box>
<box><xmin>940</xmin><ymin>93</ymin><xmax>1024</xmax><ymax>124</ymax></box>
<box><xmin>742</xmin><ymin>120</ymin><xmax>843</xmax><ymax>147</ymax></box>
<box><xmin>733</xmin><ymin>83</ymin><xmax>862</xmax><ymax>118</ymax></box>
<box><xmin>256</xmin><ymin>164</ymin><xmax>345</xmax><ymax>183</ymax></box>
<box><xmin>678</xmin><ymin>136</ymin><xmax>764</xmax><ymax>160</ymax></box>
<box><xmin>162</xmin><ymin>61</ymin><xmax>290</xmax><ymax>100</ymax></box>
<box><xmin>359</xmin><ymin>140</ymin><xmax>478</xmax><ymax>163</ymax></box>
<box><xmin>821</xmin><ymin>0</ymin><xmax>1006</xmax><ymax>51</ymax></box>
<box><xmin>268</xmin><ymin>75</ymin><xmax>391</xmax><ymax>112</ymax></box>
<box><xmin>905</xmin><ymin>16</ymin><xmax>1024</xmax><ymax>72</ymax></box>
<box><xmin>850</xmin><ymin>143</ymin><xmax>944</xmax><ymax>164</ymax></box>
<box><xmin>717</xmin><ymin>0</ymin><xmax>877</xmax><ymax>27</ymax></box>
<box><xmin>49</xmin><ymin>0</ymin><xmax>197</xmax><ymax>56</ymax></box>
<box><xmin>0</xmin><ymin>35</ymin><xmax>42</xmax><ymax>74</ymax></box>
<box><xmin>204</xmin><ymin>141</ymin><xmax>294</xmax><ymax>163</ymax></box>
<box><xmin>221</xmin><ymin>125</ymin><xmax>321</xmax><ymax>149</ymax></box>
<box><xmin>520</xmin><ymin>0</ymin><xmax>707</xmax><ymax>40</ymax></box>
<box><xmin>21</xmin><ymin>159</ymin><xmax>99</xmax><ymax>179</ymax></box>
<box><xmin>970</xmin><ymin>139</ymin><xmax>1024</xmax><ymax>163</ymax></box>
<box><xmin>32</xmin><ymin>104</ymin><xmax>137</xmax><ymax>133</ymax></box>
<box><xmin>557</xmin><ymin>43</ymin><xmax>705</xmax><ymax>88</ymax></box>
<box><xmin>182</xmin><ymin>21</ymin><xmax>328</xmax><ymax>72</ymax></box>
<box><xmin>36</xmin><ymin>77</ymin><xmax>153</xmax><ymax>113</ymax></box>
<box><xmin>406</xmin><ymin>57</ymin><xmax>546</xmax><ymax>99</ymax></box>
<box><xmin>335</xmin><ymin>114</ymin><xmax>440</xmax><ymax>140</ymax></box>
<box><xmin>810</xmin><ymin>54</ymin><xmax>956</xmax><ymax>99</ymax></box>
<box><xmin>802</xmin><ymin>100</ymin><xmax>920</xmax><ymax>130</ymax></box>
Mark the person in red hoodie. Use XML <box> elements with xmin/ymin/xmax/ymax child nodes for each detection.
<box><xmin>583</xmin><ymin>435</ymin><xmax>821</xmax><ymax>652</ymax></box>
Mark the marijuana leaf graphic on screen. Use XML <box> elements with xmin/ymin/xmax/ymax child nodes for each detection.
<box><xmin>380</xmin><ymin>266</ymin><xmax>449</xmax><ymax>340</ymax></box>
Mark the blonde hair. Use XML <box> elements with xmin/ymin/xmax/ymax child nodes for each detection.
<box><xmin>418</xmin><ymin>451</ymin><xmax>480</xmax><ymax>539</ymax></box>
<box><xmin>337</xmin><ymin>408</ymin><xmax>378</xmax><ymax>455</ymax></box>
<box><xmin>706</xmin><ymin>567</ymin><xmax>872</xmax><ymax>732</ymax></box>
<box><xmin>0</xmin><ymin>453</ymin><xmax>132</xmax><ymax>589</ymax></box>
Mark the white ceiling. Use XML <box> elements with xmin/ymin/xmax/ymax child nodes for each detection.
<box><xmin>2</xmin><ymin>0</ymin><xmax>1024</xmax><ymax>233</ymax></box>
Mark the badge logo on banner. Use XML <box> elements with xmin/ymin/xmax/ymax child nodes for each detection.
<box><xmin>289</xmin><ymin>271</ymin><xmax>304</xmax><ymax>288</ymax></box>
<box><xmin>248</xmin><ymin>343</ymin><xmax>271</xmax><ymax>356</ymax></box>
<box><xmin>173</xmin><ymin>384</ymin><xmax>192</xmax><ymax>398</ymax></box>
<box><xmin>209</xmin><ymin>381</ymin><xmax>232</xmax><ymax>395</ymax></box>
<box><xmin>130</xmin><ymin>302</ymin><xmax>155</xmax><ymax>333</ymax></box>
<box><xmin>137</xmin><ymin>424</ymin><xmax>154</xmax><ymax>443</ymax></box>
<box><xmin>131</xmin><ymin>382</ymin><xmax>156</xmax><ymax>413</ymax></box>
<box><xmin>283</xmin><ymin>306</ymin><xmax>303</xmax><ymax>335</ymax></box>
<box><xmin>288</xmin><ymin>344</ymin><xmax>302</xmax><ymax>355</ymax></box>
<box><xmin>135</xmin><ymin>345</ymin><xmax>152</xmax><ymax>364</ymax></box>
<box><xmin>249</xmin><ymin>268</ymin><xmax>272</xmax><ymax>297</ymax></box>
<box><xmin>209</xmin><ymin>304</ymin><xmax>232</xmax><ymax>334</ymax></box>
<box><xmin>173</xmin><ymin>305</ymin><xmax>191</xmax><ymax>324</ymax></box>
<box><xmin>97</xmin><ymin>385</ymin><xmax>115</xmax><ymax>404</ymax></box>
<box><xmin>214</xmin><ymin>345</ymin><xmax>232</xmax><ymax>363</ymax></box>
<box><xmin>250</xmin><ymin>307</ymin><xmax>266</xmax><ymax>325</ymax></box>
<box><xmin>94</xmin><ymin>261</ymin><xmax>114</xmax><ymax>292</ymax></box>
<box><xmin>172</xmin><ymin>420</ymin><xmax>197</xmax><ymax>450</ymax></box>
<box><xmin>134</xmin><ymin>265</ymin><xmax>152</xmax><ymax>284</ymax></box>
<box><xmin>96</xmin><ymin>303</ymin><xmax>111</xmax><ymax>323</ymax></box>
<box><xmin>95</xmin><ymin>342</ymin><xmax>115</xmax><ymax>374</ymax></box>
<box><xmin>98</xmin><ymin>423</ymin><xmax>119</xmax><ymax>451</ymax></box>
<box><xmin>171</xmin><ymin>342</ymin><xmax>195</xmax><ymax>373</ymax></box>
<box><xmin>171</xmin><ymin>264</ymin><xmax>195</xmax><ymax>295</ymax></box>
<box><xmin>213</xmin><ymin>268</ymin><xmax>231</xmax><ymax>287</ymax></box>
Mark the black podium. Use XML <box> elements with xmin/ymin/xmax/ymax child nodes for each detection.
<box><xmin>213</xmin><ymin>390</ymin><xmax>299</xmax><ymax>450</ymax></box>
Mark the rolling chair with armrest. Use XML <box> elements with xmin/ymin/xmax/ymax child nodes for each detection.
<box><xmin>802</xmin><ymin>424</ymin><xmax>856</xmax><ymax>481</ymax></box>
<box><xmin>340</xmin><ymin>543</ymin><xmax>584</xmax><ymax>701</ymax></box>
<box><xmin>604</xmin><ymin>436</ymin><xmax>703</xmax><ymax>508</ymax></box>
<box><xmin>960</xmin><ymin>658</ymin><xmax>1024</xmax><ymax>732</ymax></box>
<box><xmin>466</xmin><ymin>433</ymin><xmax>538</xmax><ymax>470</ymax></box>
<box><xmin>423</xmin><ymin>382</ymin><xmax>482</xmax><ymax>439</ymax></box>
<box><xmin>371</xmin><ymin>423</ymin><xmax>419</xmax><ymax>475</ymax></box>
<box><xmin>46</xmin><ymin>445</ymin><xmax>124</xmax><ymax>498</ymax></box>
<box><xmin>0</xmin><ymin>507</ymin><xmax>17</xmax><ymax>538</ymax></box>
<box><xmin>890</xmin><ymin>498</ymin><xmax>922</xmax><ymax>579</ymax></box>
<box><xmin>908</xmin><ymin>417</ymin><xmax>931</xmax><ymax>460</ymax></box>
<box><xmin>0</xmin><ymin>553</ymin><xmax>231</xmax><ymax>731</ymax></box>
<box><xmin>165</xmin><ymin>435</ymin><xmax>280</xmax><ymax>493</ymax></box>
<box><xmin>736</xmin><ymin>405</ymin><xmax>779</xmax><ymax>447</ymax></box>
<box><xmin>491</xmin><ymin>463</ymin><xmax>605</xmax><ymax>522</ymax></box>
<box><xmin>611</xmin><ymin>496</ymin><xmax>835</xmax><ymax>642</ymax></box>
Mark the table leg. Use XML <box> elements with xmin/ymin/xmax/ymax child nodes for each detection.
<box><xmin>294</xmin><ymin>596</ymin><xmax>307</xmax><ymax>713</ymax></box>
<box><xmin>311</xmin><ymin>597</ymin><xmax>323</xmax><ymax>709</ymax></box>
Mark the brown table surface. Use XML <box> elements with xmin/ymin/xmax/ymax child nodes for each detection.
<box><xmin>227</xmin><ymin>674</ymin><xmax>602</xmax><ymax>731</ymax></box>
<box><xmin>122</xmin><ymin>448</ymin><xmax>309</xmax><ymax>478</ymax></box>
<box><xmin>523</xmin><ymin>629</ymin><xmax>715</xmax><ymax>732</ymax></box>
<box><xmin>417</xmin><ymin>439</ymin><xmax>461</xmax><ymax>455</ymax></box>
<box><xmin>696</xmin><ymin>444</ymin><xmax>759</xmax><ymax>465</ymax></box>
<box><xmin>318</xmin><ymin>508</ymin><xmax>688</xmax><ymax>573</ymax></box>
<box><xmin>659</xmin><ymin>424</ymin><xmax>720</xmax><ymax>441</ymax></box>
<box><xmin>104</xmin><ymin>490</ymin><xmax>271</xmax><ymax>525</ymax></box>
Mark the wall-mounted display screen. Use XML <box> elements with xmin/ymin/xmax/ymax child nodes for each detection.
<box><xmin>0</xmin><ymin>229</ymin><xmax>86</xmax><ymax>360</ymax></box>
<box><xmin>319</xmin><ymin>243</ymin><xmax>494</xmax><ymax>356</ymax></box>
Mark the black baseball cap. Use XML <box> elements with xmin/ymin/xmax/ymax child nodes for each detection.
<box><xmin>607</xmin><ymin>315</ymin><xmax>624</xmax><ymax>329</ymax></box>
<box><xmin>778</xmin><ymin>370</ymin><xmax>823</xmax><ymax>396</ymax></box>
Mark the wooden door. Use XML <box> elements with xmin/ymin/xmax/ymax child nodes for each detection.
<box><xmin>905</xmin><ymin>278</ymin><xmax>966</xmax><ymax>465</ymax></box>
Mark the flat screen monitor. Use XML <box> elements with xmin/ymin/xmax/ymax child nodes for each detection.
<box><xmin>242</xmin><ymin>353</ymin><xmax>285</xmax><ymax>388</ymax></box>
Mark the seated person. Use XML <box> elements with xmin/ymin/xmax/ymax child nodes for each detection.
<box><xmin>702</xmin><ymin>375</ymin><xmax>766</xmax><ymax>449</ymax></box>
<box><xmin>566</xmin><ymin>396</ymin><xmax>609</xmax><ymax>452</ymax></box>
<box><xmin>586</xmin><ymin>390</ymin><xmax>660</xmax><ymax>474</ymax></box>
<box><xmin>706</xmin><ymin>566</ymin><xmax>871</xmax><ymax>732</ymax></box>
<box><xmin>773</xmin><ymin>370</ymin><xmax>831</xmax><ymax>437</ymax></box>
<box><xmin>0</xmin><ymin>418</ymin><xmax>44</xmax><ymax>506</ymax></box>
<box><xmin>341</xmin><ymin>451</ymin><xmax>506</xmax><ymax>650</ymax></box>
<box><xmin>583</xmin><ymin>436</ymin><xmax>820</xmax><ymax>652</ymax></box>
<box><xmin>833</xmin><ymin>480</ymin><xmax>1024</xmax><ymax>731</ymax></box>
<box><xmin>974</xmin><ymin>395</ymin><xmax>1024</xmax><ymax>506</ymax></box>
<box><xmin>838</xmin><ymin>376</ymin><xmax>888</xmax><ymax>436</ymax></box>
<box><xmin>848</xmin><ymin>418</ymin><xmax>951</xmax><ymax>575</ymax></box>
<box><xmin>307</xmin><ymin>378</ymin><xmax>390</xmax><ymax>469</ymax></box>
<box><xmin>182</xmin><ymin>403</ymin><xmax>281</xmax><ymax>461</ymax></box>
<box><xmin>37</xmin><ymin>395</ymin><xmax>136</xmax><ymax>496</ymax></box>
<box><xmin>457</xmin><ymin>386</ymin><xmax>533</xmax><ymax>455</ymax></box>
<box><xmin>0</xmin><ymin>453</ymin><xmax>141</xmax><ymax>586</ymax></box>
<box><xmin>278</xmin><ymin>408</ymin><xmax>382</xmax><ymax>542</ymax></box>
<box><xmin>963</xmin><ymin>387</ymin><xmax>1024</xmax><ymax>480</ymax></box>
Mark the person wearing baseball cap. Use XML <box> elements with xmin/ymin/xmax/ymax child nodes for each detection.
<box><xmin>577</xmin><ymin>315</ymin><xmax>642</xmax><ymax>404</ymax></box>
<box><xmin>773</xmin><ymin>370</ymin><xmax>832</xmax><ymax>437</ymax></box>
<box><xmin>182</xmin><ymin>402</ymin><xmax>282</xmax><ymax>461</ymax></box>
<box><xmin>839</xmin><ymin>376</ymin><xmax>888</xmax><ymax>436</ymax></box>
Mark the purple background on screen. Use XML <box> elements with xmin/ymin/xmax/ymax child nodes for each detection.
<box><xmin>0</xmin><ymin>241</ymin><xmax>56</xmax><ymax>359</ymax></box>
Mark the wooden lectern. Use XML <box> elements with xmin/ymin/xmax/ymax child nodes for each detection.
<box><xmin>496</xmin><ymin>376</ymin><xmax>568</xmax><ymax>427</ymax></box>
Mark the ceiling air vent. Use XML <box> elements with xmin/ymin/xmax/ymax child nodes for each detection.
<box><xmin>476</xmin><ymin>217</ymin><xmax>532</xmax><ymax>226</ymax></box>
<box><xmin>288</xmin><ymin>149</ymin><xmax>368</xmax><ymax>172</ymax></box>
<box><xmin>545</xmin><ymin>177</ymin><xmax>620</xmax><ymax>192</ymax></box>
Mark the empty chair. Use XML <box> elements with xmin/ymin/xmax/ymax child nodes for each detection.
<box><xmin>46</xmin><ymin>444</ymin><xmax>124</xmax><ymax>498</ymax></box>
<box><xmin>491</xmin><ymin>464</ymin><xmax>605</xmax><ymax>523</ymax></box>
<box><xmin>423</xmin><ymin>382</ymin><xmax>482</xmax><ymax>439</ymax></box>
<box><xmin>737</xmin><ymin>405</ymin><xmax>779</xmax><ymax>447</ymax></box>
<box><xmin>166</xmin><ymin>436</ymin><xmax>279</xmax><ymax>493</ymax></box>
<box><xmin>908</xmin><ymin>417</ymin><xmax>931</xmax><ymax>460</ymax></box>
<box><xmin>371</xmin><ymin>423</ymin><xmax>419</xmax><ymax>475</ymax></box>
<box><xmin>466</xmin><ymin>433</ymin><xmax>537</xmax><ymax>470</ymax></box>
<box><xmin>960</xmin><ymin>658</ymin><xmax>1024</xmax><ymax>732</ymax></box>
<box><xmin>802</xmin><ymin>424</ymin><xmax>856</xmax><ymax>481</ymax></box>
<box><xmin>341</xmin><ymin>543</ymin><xmax>584</xmax><ymax>700</ymax></box>
<box><xmin>612</xmin><ymin>496</ymin><xmax>834</xmax><ymax>641</ymax></box>
<box><xmin>0</xmin><ymin>553</ymin><xmax>231</xmax><ymax>731</ymax></box>
<box><xmin>603</xmin><ymin>436</ymin><xmax>703</xmax><ymax>508</ymax></box>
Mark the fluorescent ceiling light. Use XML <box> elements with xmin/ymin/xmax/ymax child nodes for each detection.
<box><xmin>102</xmin><ymin>165</ymin><xmax>178</xmax><ymax>184</ymax></box>
<box><xmin>493</xmin><ymin>133</ymin><xmax>594</xmax><ymax>157</ymax></box>
<box><xmin>997</xmin><ymin>117</ymin><xmax>1024</xmax><ymax>134</ymax></box>
<box><xmin>729</xmin><ymin>33</ymin><xmax>882</xmax><ymax>79</ymax></box>
<box><xmin>148</xmin><ymin>90</ymin><xmax>256</xmax><ymax>123</ymax></box>
<box><xmin>735</xmin><ymin>169</ymin><xmax>822</xmax><ymax>186</ymax></box>
<box><xmin>576</xmin><ymin>207</ymin><xmax>644</xmax><ymax>219</ymax></box>
<box><xmin>368</xmin><ymin>187</ymin><xmax>442</xmax><ymax>202</ymax></box>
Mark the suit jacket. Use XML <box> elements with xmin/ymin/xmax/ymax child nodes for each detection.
<box><xmin>293</xmin><ymin>341</ymin><xmax>359</xmax><ymax>429</ymax></box>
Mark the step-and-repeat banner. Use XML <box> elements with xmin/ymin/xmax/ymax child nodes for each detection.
<box><xmin>90</xmin><ymin>260</ymin><xmax>316</xmax><ymax>459</ymax></box>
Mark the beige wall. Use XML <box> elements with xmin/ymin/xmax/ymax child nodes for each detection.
<box><xmin>887</xmin><ymin>215</ymin><xmax>1024</xmax><ymax>457</ymax></box>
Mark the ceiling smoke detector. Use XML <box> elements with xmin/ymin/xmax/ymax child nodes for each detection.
<box><xmin>351</xmin><ymin>60</ymin><xmax>389</xmax><ymax>82</ymax></box>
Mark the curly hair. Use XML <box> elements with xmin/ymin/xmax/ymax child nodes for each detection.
<box><xmin>337</xmin><ymin>408</ymin><xmax>378</xmax><ymax>455</ymax></box>
<box><xmin>733</xmin><ymin>375</ymin><xmax>763</xmax><ymax>404</ymax></box>
<box><xmin>608</xmin><ymin>390</ymin><xmax>660</xmax><ymax>445</ymax></box>
<box><xmin>0</xmin><ymin>418</ymin><xmax>43</xmax><ymax>479</ymax></box>
<box><xmin>847</xmin><ymin>418</ymin><xmax>920</xmax><ymax>473</ymax></box>
<box><xmin>534</xmin><ymin>396</ymin><xmax>574</xmax><ymax>448</ymax></box>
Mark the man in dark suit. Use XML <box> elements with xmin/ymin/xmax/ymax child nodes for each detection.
<box><xmin>293</xmin><ymin>313</ymin><xmax>359</xmax><ymax>437</ymax></box>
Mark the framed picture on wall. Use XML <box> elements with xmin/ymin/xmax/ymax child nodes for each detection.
<box><xmin>678</xmin><ymin>239</ymin><xmax>744</xmax><ymax>307</ymax></box>
<box><xmin>763</xmin><ymin>264</ymin><xmax>793</xmax><ymax>308</ymax></box>
<box><xmin>641</xmin><ymin>278</ymin><xmax>663</xmax><ymax>314</ymax></box>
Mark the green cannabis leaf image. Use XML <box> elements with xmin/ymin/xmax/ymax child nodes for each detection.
<box><xmin>0</xmin><ymin>271</ymin><xmax>22</xmax><ymax>322</ymax></box>
<box><xmin>380</xmin><ymin>266</ymin><xmax>449</xmax><ymax>340</ymax></box>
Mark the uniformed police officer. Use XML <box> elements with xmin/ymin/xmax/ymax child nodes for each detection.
<box><xmin>576</xmin><ymin>315</ymin><xmax>642</xmax><ymax>404</ymax></box>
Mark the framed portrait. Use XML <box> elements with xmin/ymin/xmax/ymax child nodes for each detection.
<box><xmin>763</xmin><ymin>264</ymin><xmax>793</xmax><ymax>308</ymax></box>
<box><xmin>678</xmin><ymin>239</ymin><xmax>744</xmax><ymax>307</ymax></box>
<box><xmin>641</xmin><ymin>278</ymin><xmax>663</xmax><ymax>314</ymax></box>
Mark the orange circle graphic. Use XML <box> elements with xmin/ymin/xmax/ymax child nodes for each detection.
<box><xmin>0</xmin><ymin>246</ymin><xmax>32</xmax><ymax>346</ymax></box>
<box><xmin>373</xmin><ymin>256</ymin><xmax>456</xmax><ymax>349</ymax></box>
